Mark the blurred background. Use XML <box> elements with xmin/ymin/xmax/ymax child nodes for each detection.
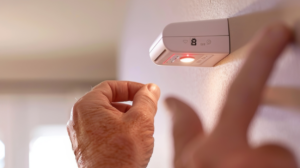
<box><xmin>0</xmin><ymin>1</ymin><xmax>129</xmax><ymax>168</ymax></box>
<box><xmin>1</xmin><ymin>0</ymin><xmax>300</xmax><ymax>168</ymax></box>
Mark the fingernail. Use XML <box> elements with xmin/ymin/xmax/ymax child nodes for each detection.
<box><xmin>147</xmin><ymin>83</ymin><xmax>160</xmax><ymax>98</ymax></box>
<box><xmin>147</xmin><ymin>83</ymin><xmax>157</xmax><ymax>92</ymax></box>
<box><xmin>268</xmin><ymin>24</ymin><xmax>287</xmax><ymax>39</ymax></box>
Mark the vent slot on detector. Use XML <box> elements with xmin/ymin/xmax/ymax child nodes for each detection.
<box><xmin>154</xmin><ymin>49</ymin><xmax>166</xmax><ymax>62</ymax></box>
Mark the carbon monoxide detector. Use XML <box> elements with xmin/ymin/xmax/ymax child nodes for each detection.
<box><xmin>149</xmin><ymin>19</ymin><xmax>230</xmax><ymax>67</ymax></box>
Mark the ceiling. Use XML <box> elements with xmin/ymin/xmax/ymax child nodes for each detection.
<box><xmin>0</xmin><ymin>0</ymin><xmax>130</xmax><ymax>81</ymax></box>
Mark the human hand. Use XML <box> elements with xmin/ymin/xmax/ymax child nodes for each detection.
<box><xmin>165</xmin><ymin>23</ymin><xmax>298</xmax><ymax>168</ymax></box>
<box><xmin>67</xmin><ymin>81</ymin><xmax>160</xmax><ymax>168</ymax></box>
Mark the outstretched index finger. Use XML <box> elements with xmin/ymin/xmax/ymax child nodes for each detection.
<box><xmin>215</xmin><ymin>23</ymin><xmax>292</xmax><ymax>140</ymax></box>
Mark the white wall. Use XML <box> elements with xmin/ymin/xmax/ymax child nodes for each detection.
<box><xmin>119</xmin><ymin>0</ymin><xmax>300</xmax><ymax>167</ymax></box>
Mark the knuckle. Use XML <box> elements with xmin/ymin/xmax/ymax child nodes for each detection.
<box><xmin>71</xmin><ymin>98</ymin><xmax>93</xmax><ymax>122</ymax></box>
<box><xmin>91</xmin><ymin>80</ymin><xmax>113</xmax><ymax>91</ymax></box>
<box><xmin>72</xmin><ymin>93</ymin><xmax>98</xmax><ymax>114</ymax></box>
<box><xmin>98</xmin><ymin>80</ymin><xmax>111</xmax><ymax>87</ymax></box>
<box><xmin>130</xmin><ymin>109</ymin><xmax>154</xmax><ymax>125</ymax></box>
<box><xmin>73</xmin><ymin>99</ymin><xmax>85</xmax><ymax>114</ymax></box>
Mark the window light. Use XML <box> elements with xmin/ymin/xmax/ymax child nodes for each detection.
<box><xmin>30</xmin><ymin>125</ymin><xmax>77</xmax><ymax>168</ymax></box>
<box><xmin>0</xmin><ymin>140</ymin><xmax>4</xmax><ymax>168</ymax></box>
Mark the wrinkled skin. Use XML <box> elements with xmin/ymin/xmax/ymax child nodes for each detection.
<box><xmin>165</xmin><ymin>23</ymin><xmax>298</xmax><ymax>168</ymax></box>
<box><xmin>67</xmin><ymin>23</ymin><xmax>298</xmax><ymax>168</ymax></box>
<box><xmin>67</xmin><ymin>82</ymin><xmax>160</xmax><ymax>168</ymax></box>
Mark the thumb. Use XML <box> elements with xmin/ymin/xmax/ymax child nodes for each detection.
<box><xmin>165</xmin><ymin>97</ymin><xmax>204</xmax><ymax>165</ymax></box>
<box><xmin>126</xmin><ymin>83</ymin><xmax>160</xmax><ymax>119</ymax></box>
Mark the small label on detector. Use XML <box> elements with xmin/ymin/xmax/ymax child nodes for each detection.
<box><xmin>196</xmin><ymin>55</ymin><xmax>213</xmax><ymax>65</ymax></box>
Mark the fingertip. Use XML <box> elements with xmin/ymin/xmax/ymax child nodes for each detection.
<box><xmin>164</xmin><ymin>97</ymin><xmax>197</xmax><ymax>114</ymax></box>
<box><xmin>146</xmin><ymin>83</ymin><xmax>161</xmax><ymax>101</ymax></box>
<box><xmin>164</xmin><ymin>97</ymin><xmax>200</xmax><ymax>120</ymax></box>
<box><xmin>164</xmin><ymin>97</ymin><xmax>180</xmax><ymax>112</ymax></box>
<box><xmin>165</xmin><ymin>97</ymin><xmax>178</xmax><ymax>102</ymax></box>
<box><xmin>250</xmin><ymin>22</ymin><xmax>292</xmax><ymax>50</ymax></box>
<box><xmin>165</xmin><ymin>97</ymin><xmax>204</xmax><ymax>163</ymax></box>
<box><xmin>265</xmin><ymin>22</ymin><xmax>292</xmax><ymax>41</ymax></box>
<box><xmin>126</xmin><ymin>83</ymin><xmax>160</xmax><ymax>118</ymax></box>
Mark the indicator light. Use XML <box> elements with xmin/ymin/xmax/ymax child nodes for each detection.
<box><xmin>180</xmin><ymin>57</ymin><xmax>195</xmax><ymax>63</ymax></box>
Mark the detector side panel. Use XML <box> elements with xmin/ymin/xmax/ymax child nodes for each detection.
<box><xmin>163</xmin><ymin>19</ymin><xmax>229</xmax><ymax>37</ymax></box>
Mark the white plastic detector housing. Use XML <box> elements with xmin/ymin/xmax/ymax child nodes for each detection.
<box><xmin>149</xmin><ymin>19</ymin><xmax>230</xmax><ymax>67</ymax></box>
